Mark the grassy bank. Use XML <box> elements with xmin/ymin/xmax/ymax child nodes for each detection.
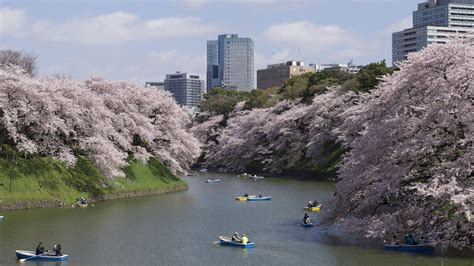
<box><xmin>0</xmin><ymin>156</ymin><xmax>186</xmax><ymax>209</ymax></box>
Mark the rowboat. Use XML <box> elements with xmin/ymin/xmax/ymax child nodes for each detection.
<box><xmin>206</xmin><ymin>178</ymin><xmax>221</xmax><ymax>183</ymax></box>
<box><xmin>250</xmin><ymin>175</ymin><xmax>264</xmax><ymax>180</ymax></box>
<box><xmin>78</xmin><ymin>203</ymin><xmax>88</xmax><ymax>208</ymax></box>
<box><xmin>235</xmin><ymin>195</ymin><xmax>256</xmax><ymax>201</ymax></box>
<box><xmin>384</xmin><ymin>244</ymin><xmax>435</xmax><ymax>252</ymax></box>
<box><xmin>301</xmin><ymin>222</ymin><xmax>314</xmax><ymax>227</ymax></box>
<box><xmin>219</xmin><ymin>236</ymin><xmax>255</xmax><ymax>248</ymax></box>
<box><xmin>16</xmin><ymin>250</ymin><xmax>69</xmax><ymax>261</ymax></box>
<box><xmin>247</xmin><ymin>196</ymin><xmax>272</xmax><ymax>201</ymax></box>
<box><xmin>303</xmin><ymin>205</ymin><xmax>321</xmax><ymax>212</ymax></box>
<box><xmin>0</xmin><ymin>215</ymin><xmax>4</xmax><ymax>219</ymax></box>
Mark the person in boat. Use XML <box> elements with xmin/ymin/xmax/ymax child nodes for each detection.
<box><xmin>232</xmin><ymin>232</ymin><xmax>242</xmax><ymax>243</ymax></box>
<box><xmin>244</xmin><ymin>194</ymin><xmax>249</xmax><ymax>197</ymax></box>
<box><xmin>303</xmin><ymin>213</ymin><xmax>311</xmax><ymax>224</ymax></box>
<box><xmin>307</xmin><ymin>201</ymin><xmax>313</xmax><ymax>208</ymax></box>
<box><xmin>79</xmin><ymin>197</ymin><xmax>87</xmax><ymax>205</ymax></box>
<box><xmin>241</xmin><ymin>234</ymin><xmax>249</xmax><ymax>244</ymax></box>
<box><xmin>391</xmin><ymin>234</ymin><xmax>400</xmax><ymax>245</ymax></box>
<box><xmin>404</xmin><ymin>234</ymin><xmax>418</xmax><ymax>245</ymax></box>
<box><xmin>35</xmin><ymin>242</ymin><xmax>45</xmax><ymax>255</ymax></box>
<box><xmin>258</xmin><ymin>194</ymin><xmax>262</xmax><ymax>198</ymax></box>
<box><xmin>55</xmin><ymin>244</ymin><xmax>62</xmax><ymax>256</ymax></box>
<box><xmin>312</xmin><ymin>200</ymin><xmax>319</xmax><ymax>207</ymax></box>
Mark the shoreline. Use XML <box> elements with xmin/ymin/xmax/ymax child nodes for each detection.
<box><xmin>198</xmin><ymin>168</ymin><xmax>337</xmax><ymax>182</ymax></box>
<box><xmin>0</xmin><ymin>182</ymin><xmax>188</xmax><ymax>211</ymax></box>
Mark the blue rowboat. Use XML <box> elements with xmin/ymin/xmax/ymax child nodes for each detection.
<box><xmin>384</xmin><ymin>244</ymin><xmax>435</xmax><ymax>253</ymax></box>
<box><xmin>16</xmin><ymin>250</ymin><xmax>69</xmax><ymax>261</ymax></box>
<box><xmin>219</xmin><ymin>236</ymin><xmax>255</xmax><ymax>248</ymax></box>
<box><xmin>206</xmin><ymin>178</ymin><xmax>221</xmax><ymax>183</ymax></box>
<box><xmin>247</xmin><ymin>196</ymin><xmax>272</xmax><ymax>201</ymax></box>
<box><xmin>301</xmin><ymin>222</ymin><xmax>314</xmax><ymax>227</ymax></box>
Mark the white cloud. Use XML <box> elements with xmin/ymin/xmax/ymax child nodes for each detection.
<box><xmin>255</xmin><ymin>48</ymin><xmax>295</xmax><ymax>70</ymax></box>
<box><xmin>0</xmin><ymin>8</ymin><xmax>28</xmax><ymax>36</ymax></box>
<box><xmin>383</xmin><ymin>16</ymin><xmax>412</xmax><ymax>34</ymax></box>
<box><xmin>41</xmin><ymin>50</ymin><xmax>206</xmax><ymax>85</ymax></box>
<box><xmin>146</xmin><ymin>50</ymin><xmax>206</xmax><ymax>77</ymax></box>
<box><xmin>2</xmin><ymin>9</ymin><xmax>216</xmax><ymax>44</ymax></box>
<box><xmin>182</xmin><ymin>0</ymin><xmax>306</xmax><ymax>7</ymax></box>
<box><xmin>261</xmin><ymin>21</ymin><xmax>381</xmax><ymax>64</ymax></box>
<box><xmin>264</xmin><ymin>21</ymin><xmax>356</xmax><ymax>48</ymax></box>
<box><xmin>182</xmin><ymin>0</ymin><xmax>209</xmax><ymax>8</ymax></box>
<box><xmin>33</xmin><ymin>12</ymin><xmax>215</xmax><ymax>44</ymax></box>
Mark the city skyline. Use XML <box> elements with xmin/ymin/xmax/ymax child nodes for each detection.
<box><xmin>1</xmin><ymin>0</ymin><xmax>419</xmax><ymax>84</ymax></box>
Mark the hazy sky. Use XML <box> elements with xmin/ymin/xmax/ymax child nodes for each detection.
<box><xmin>1</xmin><ymin>0</ymin><xmax>419</xmax><ymax>84</ymax></box>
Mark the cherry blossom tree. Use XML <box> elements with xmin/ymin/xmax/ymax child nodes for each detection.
<box><xmin>0</xmin><ymin>66</ymin><xmax>200</xmax><ymax>177</ymax></box>
<box><xmin>195</xmin><ymin>88</ymin><xmax>358</xmax><ymax>174</ymax></box>
<box><xmin>322</xmin><ymin>38</ymin><xmax>473</xmax><ymax>248</ymax></box>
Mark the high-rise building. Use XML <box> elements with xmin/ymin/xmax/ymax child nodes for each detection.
<box><xmin>206</xmin><ymin>34</ymin><xmax>255</xmax><ymax>91</ymax></box>
<box><xmin>206</xmin><ymin>40</ymin><xmax>219</xmax><ymax>91</ymax></box>
<box><xmin>257</xmin><ymin>61</ymin><xmax>314</xmax><ymax>90</ymax></box>
<box><xmin>164</xmin><ymin>72</ymin><xmax>205</xmax><ymax>108</ymax></box>
<box><xmin>392</xmin><ymin>0</ymin><xmax>474</xmax><ymax>64</ymax></box>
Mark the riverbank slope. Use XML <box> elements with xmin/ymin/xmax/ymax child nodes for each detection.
<box><xmin>0</xmin><ymin>156</ymin><xmax>187</xmax><ymax>211</ymax></box>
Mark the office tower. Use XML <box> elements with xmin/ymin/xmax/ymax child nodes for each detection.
<box><xmin>392</xmin><ymin>0</ymin><xmax>474</xmax><ymax>64</ymax></box>
<box><xmin>206</xmin><ymin>40</ymin><xmax>219</xmax><ymax>91</ymax></box>
<box><xmin>164</xmin><ymin>72</ymin><xmax>205</xmax><ymax>108</ymax></box>
<box><xmin>206</xmin><ymin>34</ymin><xmax>255</xmax><ymax>91</ymax></box>
<box><xmin>257</xmin><ymin>61</ymin><xmax>315</xmax><ymax>90</ymax></box>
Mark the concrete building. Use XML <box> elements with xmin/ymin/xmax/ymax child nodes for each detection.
<box><xmin>310</xmin><ymin>61</ymin><xmax>362</xmax><ymax>74</ymax></box>
<box><xmin>207</xmin><ymin>34</ymin><xmax>255</xmax><ymax>91</ymax></box>
<box><xmin>164</xmin><ymin>72</ymin><xmax>205</xmax><ymax>108</ymax></box>
<box><xmin>257</xmin><ymin>61</ymin><xmax>314</xmax><ymax>89</ymax></box>
<box><xmin>145</xmin><ymin>82</ymin><xmax>165</xmax><ymax>90</ymax></box>
<box><xmin>392</xmin><ymin>0</ymin><xmax>474</xmax><ymax>64</ymax></box>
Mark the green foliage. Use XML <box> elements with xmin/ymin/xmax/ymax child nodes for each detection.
<box><xmin>355</xmin><ymin>60</ymin><xmax>394</xmax><ymax>92</ymax></box>
<box><xmin>279</xmin><ymin>71</ymin><xmax>349</xmax><ymax>103</ymax></box>
<box><xmin>244</xmin><ymin>87</ymin><xmax>282</xmax><ymax>109</ymax></box>
<box><xmin>198</xmin><ymin>87</ymin><xmax>250</xmax><ymax>116</ymax></box>
<box><xmin>0</xmin><ymin>155</ymin><xmax>185</xmax><ymax>205</ymax></box>
<box><xmin>198</xmin><ymin>62</ymin><xmax>396</xmax><ymax>117</ymax></box>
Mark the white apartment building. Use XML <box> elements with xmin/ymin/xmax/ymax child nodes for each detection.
<box><xmin>164</xmin><ymin>72</ymin><xmax>205</xmax><ymax>108</ymax></box>
<box><xmin>392</xmin><ymin>0</ymin><xmax>474</xmax><ymax>64</ymax></box>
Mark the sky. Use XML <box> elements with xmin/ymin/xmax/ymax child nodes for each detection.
<box><xmin>0</xmin><ymin>0</ymin><xmax>419</xmax><ymax>84</ymax></box>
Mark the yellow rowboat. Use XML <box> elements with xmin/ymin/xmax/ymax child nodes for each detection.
<box><xmin>78</xmin><ymin>203</ymin><xmax>88</xmax><ymax>208</ymax></box>
<box><xmin>235</xmin><ymin>195</ymin><xmax>256</xmax><ymax>201</ymax></box>
<box><xmin>304</xmin><ymin>206</ymin><xmax>321</xmax><ymax>212</ymax></box>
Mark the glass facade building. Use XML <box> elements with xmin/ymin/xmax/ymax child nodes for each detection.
<box><xmin>393</xmin><ymin>0</ymin><xmax>474</xmax><ymax>64</ymax></box>
<box><xmin>164</xmin><ymin>72</ymin><xmax>205</xmax><ymax>108</ymax></box>
<box><xmin>206</xmin><ymin>40</ymin><xmax>219</xmax><ymax>91</ymax></box>
<box><xmin>413</xmin><ymin>0</ymin><xmax>474</xmax><ymax>27</ymax></box>
<box><xmin>206</xmin><ymin>34</ymin><xmax>255</xmax><ymax>91</ymax></box>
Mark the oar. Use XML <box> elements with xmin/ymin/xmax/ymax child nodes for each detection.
<box><xmin>20</xmin><ymin>253</ymin><xmax>44</xmax><ymax>262</ymax></box>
